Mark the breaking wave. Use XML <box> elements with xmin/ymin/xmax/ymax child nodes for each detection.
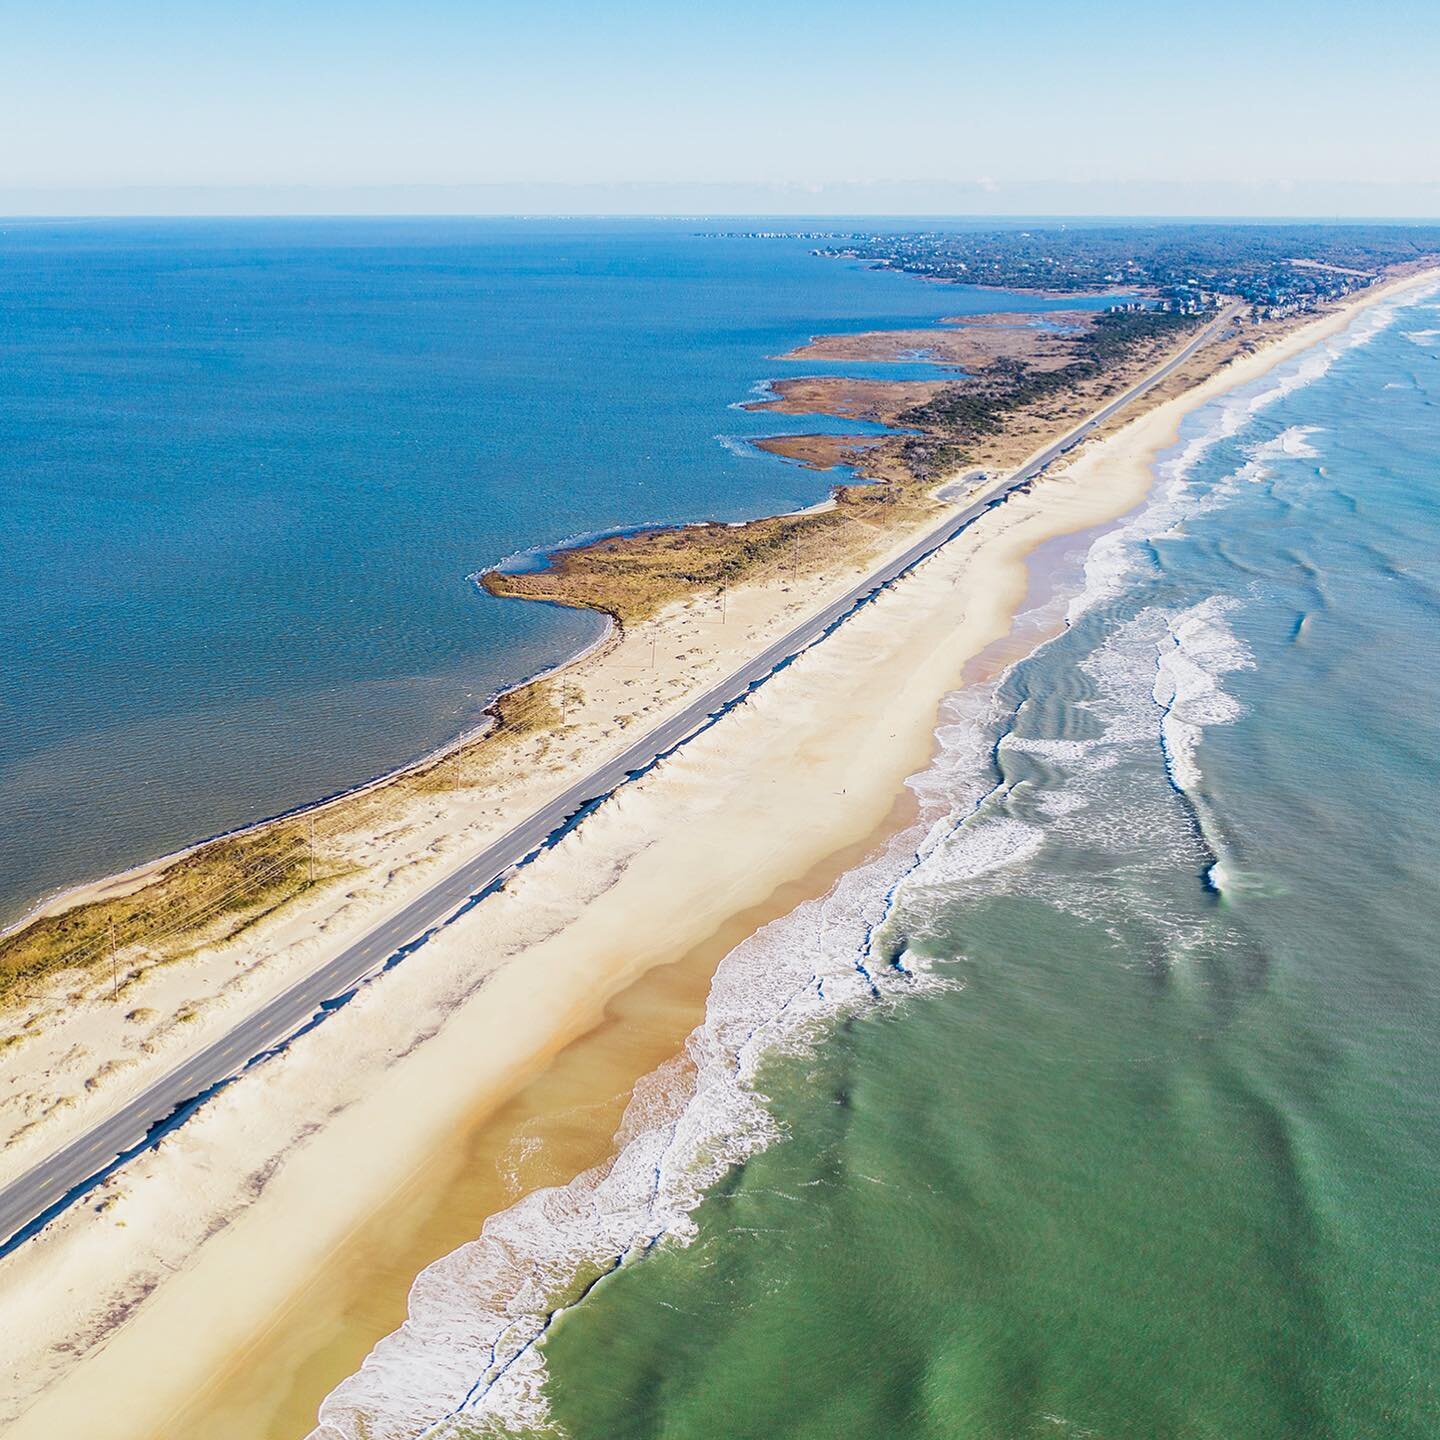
<box><xmin>1154</xmin><ymin>597</ymin><xmax>1255</xmax><ymax>798</ymax></box>
<box><xmin>1070</xmin><ymin>286</ymin><xmax>1418</xmax><ymax>624</ymax></box>
<box><xmin>1251</xmin><ymin>424</ymin><xmax>1322</xmax><ymax>462</ymax></box>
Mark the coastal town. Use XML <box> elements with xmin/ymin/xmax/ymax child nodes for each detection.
<box><xmin>722</xmin><ymin>223</ymin><xmax>1440</xmax><ymax>321</ymax></box>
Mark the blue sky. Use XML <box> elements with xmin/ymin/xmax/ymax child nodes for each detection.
<box><xmin>3</xmin><ymin>0</ymin><xmax>1438</xmax><ymax>214</ymax></box>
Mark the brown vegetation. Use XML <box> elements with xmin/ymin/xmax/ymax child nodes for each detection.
<box><xmin>0</xmin><ymin>827</ymin><xmax>315</xmax><ymax>1006</ymax></box>
<box><xmin>781</xmin><ymin>311</ymin><xmax>1094</xmax><ymax>371</ymax></box>
<box><xmin>482</xmin><ymin>491</ymin><xmax>911</xmax><ymax>627</ymax></box>
<box><xmin>743</xmin><ymin>376</ymin><xmax>946</xmax><ymax>425</ymax></box>
<box><xmin>751</xmin><ymin>433</ymin><xmax>886</xmax><ymax>470</ymax></box>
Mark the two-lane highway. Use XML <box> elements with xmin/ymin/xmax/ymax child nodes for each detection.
<box><xmin>0</xmin><ymin>304</ymin><xmax>1238</xmax><ymax>1255</ymax></box>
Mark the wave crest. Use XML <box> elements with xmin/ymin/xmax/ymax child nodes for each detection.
<box><xmin>1153</xmin><ymin>597</ymin><xmax>1255</xmax><ymax>797</ymax></box>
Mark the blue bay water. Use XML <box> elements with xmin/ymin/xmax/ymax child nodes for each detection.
<box><xmin>326</xmin><ymin>283</ymin><xmax>1440</xmax><ymax>1438</ymax></box>
<box><xmin>0</xmin><ymin>218</ymin><xmax>1105</xmax><ymax>925</ymax></box>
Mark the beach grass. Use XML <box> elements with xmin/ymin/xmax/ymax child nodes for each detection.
<box><xmin>481</xmin><ymin>481</ymin><xmax>935</xmax><ymax>625</ymax></box>
<box><xmin>0</xmin><ymin>828</ymin><xmax>315</xmax><ymax>1006</ymax></box>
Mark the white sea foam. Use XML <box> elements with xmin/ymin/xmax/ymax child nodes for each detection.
<box><xmin>1068</xmin><ymin>291</ymin><xmax>1413</xmax><ymax>624</ymax></box>
<box><xmin>886</xmin><ymin>601</ymin><xmax>1231</xmax><ymax>944</ymax></box>
<box><xmin>869</xmin><ymin>605</ymin><xmax>1251</xmax><ymax>968</ymax></box>
<box><xmin>730</xmin><ymin>377</ymin><xmax>779</xmax><ymax>409</ymax></box>
<box><xmin>713</xmin><ymin>432</ymin><xmax>763</xmax><ymax>459</ymax></box>
<box><xmin>1405</xmin><ymin>328</ymin><xmax>1440</xmax><ymax>345</ymax></box>
<box><xmin>1152</xmin><ymin>597</ymin><xmax>1254</xmax><ymax>796</ymax></box>
<box><xmin>899</xmin><ymin>814</ymin><xmax>1045</xmax><ymax>893</ymax></box>
<box><xmin>1251</xmin><ymin>425</ymin><xmax>1322</xmax><ymax>462</ymax></box>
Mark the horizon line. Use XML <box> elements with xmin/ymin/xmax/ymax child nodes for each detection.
<box><xmin>5</xmin><ymin>210</ymin><xmax>1440</xmax><ymax>224</ymax></box>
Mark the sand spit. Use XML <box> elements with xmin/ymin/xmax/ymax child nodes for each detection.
<box><xmin>779</xmin><ymin>309</ymin><xmax>1092</xmax><ymax>370</ymax></box>
<box><xmin>2</xmin><ymin>268</ymin><xmax>1435</xmax><ymax>1440</ymax></box>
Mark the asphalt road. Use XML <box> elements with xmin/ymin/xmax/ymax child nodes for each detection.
<box><xmin>0</xmin><ymin>305</ymin><xmax>1237</xmax><ymax>1255</ymax></box>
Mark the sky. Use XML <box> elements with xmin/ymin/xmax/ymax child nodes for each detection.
<box><xmin>3</xmin><ymin>0</ymin><xmax>1438</xmax><ymax>215</ymax></box>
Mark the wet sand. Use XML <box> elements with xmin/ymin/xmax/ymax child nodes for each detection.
<box><xmin>154</xmin><ymin>487</ymin><xmax>1160</xmax><ymax>1440</ymax></box>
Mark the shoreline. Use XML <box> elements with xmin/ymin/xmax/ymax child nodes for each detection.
<box><xmin>181</xmin><ymin>535</ymin><xmax>1100</xmax><ymax>1438</ymax></box>
<box><xmin>1</xmin><ymin>608</ymin><xmax>618</xmax><ymax>943</ymax></box>
<box><xmin>6</xmin><ymin>269</ymin><xmax>1434</xmax><ymax>1439</ymax></box>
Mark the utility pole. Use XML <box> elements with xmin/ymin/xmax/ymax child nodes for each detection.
<box><xmin>109</xmin><ymin>918</ymin><xmax>118</xmax><ymax>1002</ymax></box>
<box><xmin>307</xmin><ymin>814</ymin><xmax>316</xmax><ymax>885</ymax></box>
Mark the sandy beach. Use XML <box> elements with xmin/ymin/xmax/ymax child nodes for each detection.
<box><xmin>2</xmin><ymin>266</ymin><xmax>1435</xmax><ymax>1440</ymax></box>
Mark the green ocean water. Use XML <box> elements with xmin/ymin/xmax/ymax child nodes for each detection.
<box><xmin>529</xmin><ymin>293</ymin><xmax>1440</xmax><ymax>1438</ymax></box>
<box><xmin>316</xmin><ymin>287</ymin><xmax>1440</xmax><ymax>1440</ymax></box>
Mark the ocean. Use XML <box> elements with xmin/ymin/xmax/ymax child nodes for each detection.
<box><xmin>313</xmin><ymin>281</ymin><xmax>1440</xmax><ymax>1437</ymax></box>
<box><xmin>0</xmin><ymin>217</ymin><xmax>1104</xmax><ymax>927</ymax></box>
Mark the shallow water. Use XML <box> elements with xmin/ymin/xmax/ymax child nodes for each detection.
<box><xmin>302</xmin><ymin>282</ymin><xmax>1440</xmax><ymax>1438</ymax></box>
<box><xmin>0</xmin><ymin>218</ymin><xmax>1105</xmax><ymax>924</ymax></box>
